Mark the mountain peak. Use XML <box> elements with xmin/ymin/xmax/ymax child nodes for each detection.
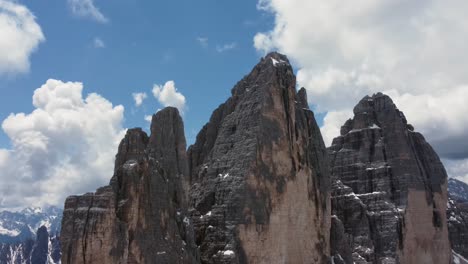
<box><xmin>337</xmin><ymin>93</ymin><xmax>413</xmax><ymax>136</ymax></box>
<box><xmin>329</xmin><ymin>92</ymin><xmax>451</xmax><ymax>263</ymax></box>
<box><xmin>448</xmin><ymin>178</ymin><xmax>468</xmax><ymax>202</ymax></box>
<box><xmin>264</xmin><ymin>51</ymin><xmax>291</xmax><ymax>66</ymax></box>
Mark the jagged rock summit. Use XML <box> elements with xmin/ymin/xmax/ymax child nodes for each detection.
<box><xmin>60</xmin><ymin>54</ymin><xmax>458</xmax><ymax>264</ymax></box>
<box><xmin>328</xmin><ymin>93</ymin><xmax>451</xmax><ymax>264</ymax></box>
<box><xmin>187</xmin><ymin>52</ymin><xmax>330</xmax><ymax>263</ymax></box>
<box><xmin>60</xmin><ymin>52</ymin><xmax>331</xmax><ymax>264</ymax></box>
<box><xmin>61</xmin><ymin>107</ymin><xmax>198</xmax><ymax>264</ymax></box>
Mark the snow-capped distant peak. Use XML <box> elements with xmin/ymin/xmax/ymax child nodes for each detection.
<box><xmin>448</xmin><ymin>178</ymin><xmax>468</xmax><ymax>202</ymax></box>
<box><xmin>0</xmin><ymin>206</ymin><xmax>63</xmax><ymax>243</ymax></box>
<box><xmin>22</xmin><ymin>207</ymin><xmax>43</xmax><ymax>214</ymax></box>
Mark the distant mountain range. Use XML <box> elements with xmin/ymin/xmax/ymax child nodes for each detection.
<box><xmin>0</xmin><ymin>207</ymin><xmax>62</xmax><ymax>264</ymax></box>
<box><xmin>449</xmin><ymin>178</ymin><xmax>468</xmax><ymax>202</ymax></box>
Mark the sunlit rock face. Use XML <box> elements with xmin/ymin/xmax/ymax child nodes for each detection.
<box><xmin>328</xmin><ymin>93</ymin><xmax>451</xmax><ymax>264</ymax></box>
<box><xmin>60</xmin><ymin>53</ymin><xmax>331</xmax><ymax>264</ymax></box>
<box><xmin>188</xmin><ymin>52</ymin><xmax>330</xmax><ymax>264</ymax></box>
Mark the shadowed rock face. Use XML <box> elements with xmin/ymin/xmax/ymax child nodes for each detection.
<box><xmin>328</xmin><ymin>93</ymin><xmax>451</xmax><ymax>264</ymax></box>
<box><xmin>188</xmin><ymin>52</ymin><xmax>330</xmax><ymax>264</ymax></box>
<box><xmin>60</xmin><ymin>108</ymin><xmax>198</xmax><ymax>264</ymax></box>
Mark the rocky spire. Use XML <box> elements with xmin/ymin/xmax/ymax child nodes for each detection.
<box><xmin>188</xmin><ymin>52</ymin><xmax>330</xmax><ymax>263</ymax></box>
<box><xmin>328</xmin><ymin>93</ymin><xmax>451</xmax><ymax>263</ymax></box>
<box><xmin>60</xmin><ymin>107</ymin><xmax>198</xmax><ymax>264</ymax></box>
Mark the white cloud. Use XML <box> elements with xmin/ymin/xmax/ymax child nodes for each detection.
<box><xmin>255</xmin><ymin>0</ymin><xmax>468</xmax><ymax>182</ymax></box>
<box><xmin>0</xmin><ymin>79</ymin><xmax>125</xmax><ymax>210</ymax></box>
<box><xmin>197</xmin><ymin>37</ymin><xmax>209</xmax><ymax>48</ymax></box>
<box><xmin>320</xmin><ymin>110</ymin><xmax>352</xmax><ymax>148</ymax></box>
<box><xmin>216</xmin><ymin>42</ymin><xmax>237</xmax><ymax>53</ymax></box>
<box><xmin>144</xmin><ymin>115</ymin><xmax>152</xmax><ymax>123</ymax></box>
<box><xmin>152</xmin><ymin>81</ymin><xmax>186</xmax><ymax>113</ymax></box>
<box><xmin>68</xmin><ymin>0</ymin><xmax>108</xmax><ymax>23</ymax></box>
<box><xmin>132</xmin><ymin>92</ymin><xmax>147</xmax><ymax>107</ymax></box>
<box><xmin>93</xmin><ymin>37</ymin><xmax>105</xmax><ymax>48</ymax></box>
<box><xmin>0</xmin><ymin>0</ymin><xmax>45</xmax><ymax>75</ymax></box>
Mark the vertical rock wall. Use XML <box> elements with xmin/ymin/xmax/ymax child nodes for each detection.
<box><xmin>328</xmin><ymin>93</ymin><xmax>451</xmax><ymax>264</ymax></box>
<box><xmin>188</xmin><ymin>53</ymin><xmax>330</xmax><ymax>264</ymax></box>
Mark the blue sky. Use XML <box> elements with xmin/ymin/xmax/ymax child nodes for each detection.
<box><xmin>1</xmin><ymin>0</ymin><xmax>468</xmax><ymax>210</ymax></box>
<box><xmin>0</xmin><ymin>0</ymin><xmax>284</xmax><ymax>146</ymax></box>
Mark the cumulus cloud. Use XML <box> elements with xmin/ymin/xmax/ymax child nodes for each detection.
<box><xmin>68</xmin><ymin>0</ymin><xmax>108</xmax><ymax>23</ymax></box>
<box><xmin>255</xmin><ymin>0</ymin><xmax>468</xmax><ymax>181</ymax></box>
<box><xmin>144</xmin><ymin>115</ymin><xmax>153</xmax><ymax>123</ymax></box>
<box><xmin>320</xmin><ymin>110</ymin><xmax>352</xmax><ymax>148</ymax></box>
<box><xmin>93</xmin><ymin>37</ymin><xmax>105</xmax><ymax>48</ymax></box>
<box><xmin>0</xmin><ymin>0</ymin><xmax>45</xmax><ymax>75</ymax></box>
<box><xmin>216</xmin><ymin>42</ymin><xmax>237</xmax><ymax>53</ymax></box>
<box><xmin>152</xmin><ymin>81</ymin><xmax>186</xmax><ymax>113</ymax></box>
<box><xmin>132</xmin><ymin>92</ymin><xmax>147</xmax><ymax>107</ymax></box>
<box><xmin>0</xmin><ymin>79</ymin><xmax>125</xmax><ymax>210</ymax></box>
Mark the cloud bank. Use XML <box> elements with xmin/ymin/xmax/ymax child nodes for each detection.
<box><xmin>0</xmin><ymin>79</ymin><xmax>125</xmax><ymax>210</ymax></box>
<box><xmin>255</xmin><ymin>0</ymin><xmax>468</xmax><ymax>182</ymax></box>
<box><xmin>0</xmin><ymin>0</ymin><xmax>44</xmax><ymax>75</ymax></box>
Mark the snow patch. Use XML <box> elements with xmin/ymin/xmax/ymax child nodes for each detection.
<box><xmin>219</xmin><ymin>173</ymin><xmax>230</xmax><ymax>179</ymax></box>
<box><xmin>452</xmin><ymin>250</ymin><xmax>467</xmax><ymax>264</ymax></box>
<box><xmin>0</xmin><ymin>226</ymin><xmax>20</xmax><ymax>236</ymax></box>
<box><xmin>223</xmin><ymin>250</ymin><xmax>235</xmax><ymax>256</ymax></box>
<box><xmin>271</xmin><ymin>57</ymin><xmax>287</xmax><ymax>67</ymax></box>
<box><xmin>369</xmin><ymin>123</ymin><xmax>380</xmax><ymax>129</ymax></box>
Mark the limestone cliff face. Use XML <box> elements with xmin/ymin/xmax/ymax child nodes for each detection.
<box><xmin>60</xmin><ymin>108</ymin><xmax>198</xmax><ymax>264</ymax></box>
<box><xmin>188</xmin><ymin>52</ymin><xmax>330</xmax><ymax>264</ymax></box>
<box><xmin>328</xmin><ymin>93</ymin><xmax>451</xmax><ymax>264</ymax></box>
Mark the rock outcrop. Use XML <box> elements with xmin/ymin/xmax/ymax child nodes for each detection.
<box><xmin>60</xmin><ymin>108</ymin><xmax>198</xmax><ymax>264</ymax></box>
<box><xmin>60</xmin><ymin>53</ymin><xmax>460</xmax><ymax>263</ymax></box>
<box><xmin>328</xmin><ymin>93</ymin><xmax>451</xmax><ymax>264</ymax></box>
<box><xmin>447</xmin><ymin>178</ymin><xmax>468</xmax><ymax>259</ymax></box>
<box><xmin>188</xmin><ymin>52</ymin><xmax>330</xmax><ymax>263</ymax></box>
<box><xmin>60</xmin><ymin>52</ymin><xmax>331</xmax><ymax>264</ymax></box>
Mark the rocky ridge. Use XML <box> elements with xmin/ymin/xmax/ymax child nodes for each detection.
<box><xmin>60</xmin><ymin>52</ymin><xmax>330</xmax><ymax>264</ymax></box>
<box><xmin>60</xmin><ymin>108</ymin><xmax>198</xmax><ymax>264</ymax></box>
<box><xmin>328</xmin><ymin>93</ymin><xmax>451</xmax><ymax>264</ymax></box>
<box><xmin>0</xmin><ymin>207</ymin><xmax>62</xmax><ymax>264</ymax></box>
<box><xmin>0</xmin><ymin>207</ymin><xmax>62</xmax><ymax>244</ymax></box>
<box><xmin>57</xmin><ymin>53</ymin><xmax>465</xmax><ymax>264</ymax></box>
<box><xmin>187</xmin><ymin>52</ymin><xmax>330</xmax><ymax>263</ymax></box>
<box><xmin>447</xmin><ymin>178</ymin><xmax>468</xmax><ymax>260</ymax></box>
